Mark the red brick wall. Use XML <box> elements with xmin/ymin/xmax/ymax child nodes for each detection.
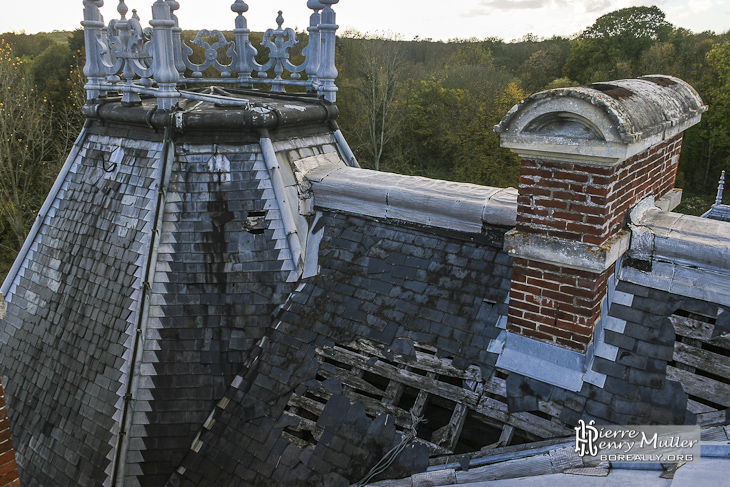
<box><xmin>0</xmin><ymin>379</ymin><xmax>19</xmax><ymax>487</ymax></box>
<box><xmin>516</xmin><ymin>134</ymin><xmax>683</xmax><ymax>245</ymax></box>
<box><xmin>508</xmin><ymin>257</ymin><xmax>613</xmax><ymax>350</ymax></box>
<box><xmin>508</xmin><ymin>134</ymin><xmax>683</xmax><ymax>352</ymax></box>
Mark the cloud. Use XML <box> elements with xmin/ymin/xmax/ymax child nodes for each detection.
<box><xmin>583</xmin><ymin>0</ymin><xmax>612</xmax><ymax>12</ymax></box>
<box><xmin>472</xmin><ymin>0</ymin><xmax>619</xmax><ymax>12</ymax></box>
<box><xmin>477</xmin><ymin>0</ymin><xmax>556</xmax><ymax>10</ymax></box>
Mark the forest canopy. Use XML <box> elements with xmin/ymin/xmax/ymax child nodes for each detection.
<box><xmin>0</xmin><ymin>6</ymin><xmax>728</xmax><ymax>276</ymax></box>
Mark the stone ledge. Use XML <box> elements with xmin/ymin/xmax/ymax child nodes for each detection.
<box><xmin>503</xmin><ymin>229</ymin><xmax>630</xmax><ymax>273</ymax></box>
<box><xmin>306</xmin><ymin>166</ymin><xmax>518</xmax><ymax>233</ymax></box>
<box><xmin>624</xmin><ymin>208</ymin><xmax>730</xmax><ymax>307</ymax></box>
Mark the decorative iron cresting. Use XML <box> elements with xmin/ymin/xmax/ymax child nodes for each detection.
<box><xmin>82</xmin><ymin>0</ymin><xmax>340</xmax><ymax>110</ymax></box>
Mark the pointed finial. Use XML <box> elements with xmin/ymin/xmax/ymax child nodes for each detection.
<box><xmin>307</xmin><ymin>0</ymin><xmax>324</xmax><ymax>10</ymax></box>
<box><xmin>231</xmin><ymin>0</ymin><xmax>248</xmax><ymax>15</ymax></box>
<box><xmin>132</xmin><ymin>9</ymin><xmax>140</xmax><ymax>21</ymax></box>
<box><xmin>717</xmin><ymin>170</ymin><xmax>726</xmax><ymax>206</ymax></box>
<box><xmin>276</xmin><ymin>11</ymin><xmax>284</xmax><ymax>29</ymax></box>
<box><xmin>117</xmin><ymin>0</ymin><xmax>128</xmax><ymax>19</ymax></box>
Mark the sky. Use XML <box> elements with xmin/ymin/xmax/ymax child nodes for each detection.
<box><xmin>1</xmin><ymin>0</ymin><xmax>727</xmax><ymax>42</ymax></box>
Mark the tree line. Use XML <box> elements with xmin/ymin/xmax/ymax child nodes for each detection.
<box><xmin>0</xmin><ymin>6</ymin><xmax>728</xmax><ymax>276</ymax></box>
<box><xmin>336</xmin><ymin>6</ymin><xmax>729</xmax><ymax>216</ymax></box>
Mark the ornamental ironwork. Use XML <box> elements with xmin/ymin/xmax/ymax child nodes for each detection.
<box><xmin>82</xmin><ymin>0</ymin><xmax>340</xmax><ymax>110</ymax></box>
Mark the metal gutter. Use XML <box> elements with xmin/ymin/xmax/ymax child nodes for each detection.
<box><xmin>259</xmin><ymin>132</ymin><xmax>302</xmax><ymax>281</ymax></box>
<box><xmin>111</xmin><ymin>122</ymin><xmax>176</xmax><ymax>486</ymax></box>
<box><xmin>82</xmin><ymin>99</ymin><xmax>338</xmax><ymax>131</ymax></box>
<box><xmin>329</xmin><ymin>121</ymin><xmax>359</xmax><ymax>168</ymax></box>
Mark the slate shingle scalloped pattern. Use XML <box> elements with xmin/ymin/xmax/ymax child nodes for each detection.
<box><xmin>166</xmin><ymin>211</ymin><xmax>513</xmax><ymax>486</ymax></box>
<box><xmin>0</xmin><ymin>133</ymin><xmax>162</xmax><ymax>487</ymax></box>
<box><xmin>132</xmin><ymin>142</ymin><xmax>298</xmax><ymax>486</ymax></box>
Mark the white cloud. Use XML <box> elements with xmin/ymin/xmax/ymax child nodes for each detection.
<box><xmin>471</xmin><ymin>0</ymin><xmax>617</xmax><ymax>13</ymax></box>
<box><xmin>477</xmin><ymin>0</ymin><xmax>556</xmax><ymax>10</ymax></box>
<box><xmin>583</xmin><ymin>0</ymin><xmax>612</xmax><ymax>13</ymax></box>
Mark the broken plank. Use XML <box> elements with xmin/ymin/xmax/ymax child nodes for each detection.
<box><xmin>474</xmin><ymin>396</ymin><xmax>572</xmax><ymax>438</ymax></box>
<box><xmin>671</xmin><ymin>315</ymin><xmax>730</xmax><ymax>350</ymax></box>
<box><xmin>498</xmin><ymin>425</ymin><xmax>515</xmax><ymax>447</ymax></box>
<box><xmin>321</xmin><ymin>346</ymin><xmax>481</xmax><ymax>407</ymax></box>
<box><xmin>674</xmin><ymin>341</ymin><xmax>730</xmax><ymax>380</ymax></box>
<box><xmin>350</xmin><ymin>339</ymin><xmax>482</xmax><ymax>381</ymax></box>
<box><xmin>697</xmin><ymin>411</ymin><xmax>730</xmax><ymax>428</ymax></box>
<box><xmin>686</xmin><ymin>398</ymin><xmax>716</xmax><ymax>414</ymax></box>
<box><xmin>429</xmin><ymin>436</ymin><xmax>573</xmax><ymax>468</ymax></box>
<box><xmin>287</xmin><ymin>393</ymin><xmax>327</xmax><ymax>416</ymax></box>
<box><xmin>431</xmin><ymin>403</ymin><xmax>469</xmax><ymax>451</ymax></box>
<box><xmin>456</xmin><ymin>453</ymin><xmax>557</xmax><ymax>483</ymax></box>
<box><xmin>671</xmin><ymin>315</ymin><xmax>714</xmax><ymax>341</ymax></box>
<box><xmin>316</xmin><ymin>362</ymin><xmax>389</xmax><ymax>398</ymax></box>
<box><xmin>281</xmin><ymin>431</ymin><xmax>316</xmax><ymax>451</ymax></box>
<box><xmin>667</xmin><ymin>365</ymin><xmax>730</xmax><ymax>408</ymax></box>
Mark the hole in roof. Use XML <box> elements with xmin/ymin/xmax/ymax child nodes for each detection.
<box><xmin>642</xmin><ymin>76</ymin><xmax>677</xmax><ymax>87</ymax></box>
<box><xmin>587</xmin><ymin>83</ymin><xmax>635</xmax><ymax>100</ymax></box>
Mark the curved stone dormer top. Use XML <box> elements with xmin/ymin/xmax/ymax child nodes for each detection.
<box><xmin>494</xmin><ymin>75</ymin><xmax>706</xmax><ymax>164</ymax></box>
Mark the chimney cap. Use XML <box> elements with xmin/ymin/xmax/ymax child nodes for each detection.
<box><xmin>494</xmin><ymin>75</ymin><xmax>706</xmax><ymax>164</ymax></box>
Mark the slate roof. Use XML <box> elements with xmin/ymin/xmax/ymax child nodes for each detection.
<box><xmin>0</xmin><ymin>86</ymin><xmax>729</xmax><ymax>486</ymax></box>
<box><xmin>0</xmin><ymin>132</ymin><xmax>164</xmax><ymax>486</ymax></box>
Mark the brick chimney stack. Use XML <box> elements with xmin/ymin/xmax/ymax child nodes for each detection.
<box><xmin>0</xmin><ymin>377</ymin><xmax>20</xmax><ymax>487</ymax></box>
<box><xmin>495</xmin><ymin>76</ymin><xmax>706</xmax><ymax>354</ymax></box>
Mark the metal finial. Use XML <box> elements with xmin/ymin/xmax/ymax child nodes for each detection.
<box><xmin>117</xmin><ymin>0</ymin><xmax>128</xmax><ymax>19</ymax></box>
<box><xmin>307</xmin><ymin>0</ymin><xmax>324</xmax><ymax>10</ymax></box>
<box><xmin>231</xmin><ymin>0</ymin><xmax>248</xmax><ymax>15</ymax></box>
<box><xmin>717</xmin><ymin>170</ymin><xmax>726</xmax><ymax>206</ymax></box>
<box><xmin>276</xmin><ymin>11</ymin><xmax>284</xmax><ymax>29</ymax></box>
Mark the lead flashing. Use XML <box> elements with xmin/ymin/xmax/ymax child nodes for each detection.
<box><xmin>504</xmin><ymin>229</ymin><xmax>630</xmax><ymax>273</ymax></box>
<box><xmin>305</xmin><ymin>166</ymin><xmax>518</xmax><ymax>232</ymax></box>
<box><xmin>624</xmin><ymin>208</ymin><xmax>730</xmax><ymax>307</ymax></box>
<box><xmin>496</xmin><ymin>332</ymin><xmax>586</xmax><ymax>392</ymax></box>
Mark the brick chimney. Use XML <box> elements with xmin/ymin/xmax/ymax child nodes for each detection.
<box><xmin>495</xmin><ymin>76</ymin><xmax>706</xmax><ymax>354</ymax></box>
<box><xmin>0</xmin><ymin>377</ymin><xmax>20</xmax><ymax>487</ymax></box>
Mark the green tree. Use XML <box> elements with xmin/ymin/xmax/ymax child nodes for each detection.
<box><xmin>406</xmin><ymin>79</ymin><xmax>470</xmax><ymax>178</ymax></box>
<box><xmin>346</xmin><ymin>34</ymin><xmax>409</xmax><ymax>171</ymax></box>
<box><xmin>452</xmin><ymin>81</ymin><xmax>525</xmax><ymax>187</ymax></box>
<box><xmin>564</xmin><ymin>6</ymin><xmax>673</xmax><ymax>83</ymax></box>
<box><xmin>0</xmin><ymin>40</ymin><xmax>56</xmax><ymax>250</ymax></box>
